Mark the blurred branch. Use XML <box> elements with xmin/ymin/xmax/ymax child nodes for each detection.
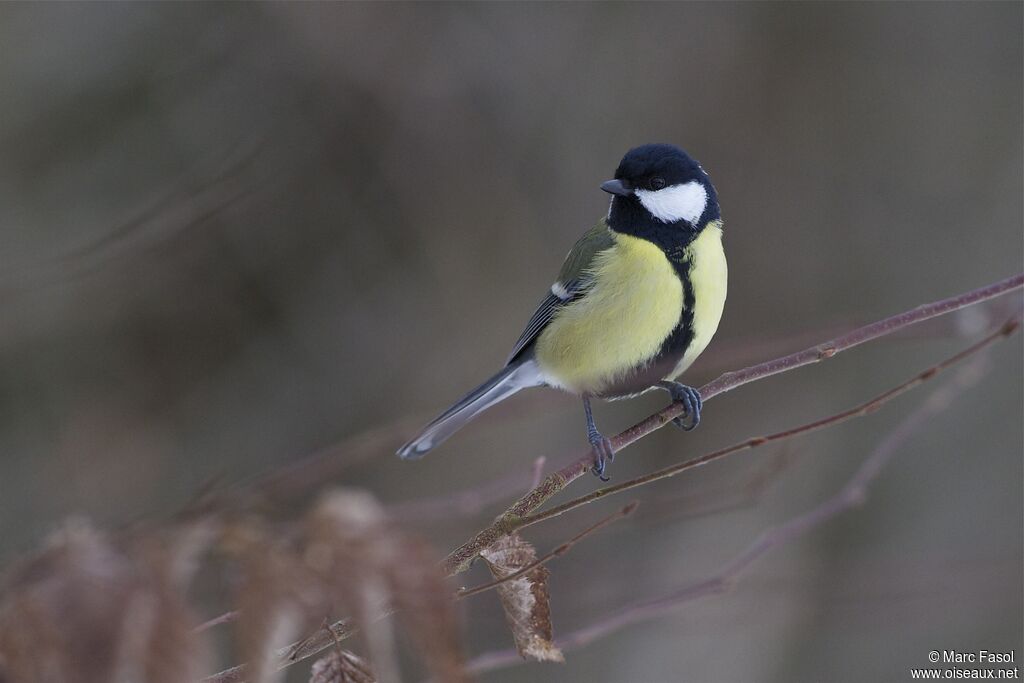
<box><xmin>0</xmin><ymin>133</ymin><xmax>272</xmax><ymax>296</ymax></box>
<box><xmin>237</xmin><ymin>416</ymin><xmax>428</xmax><ymax>507</ymax></box>
<box><xmin>441</xmin><ymin>273</ymin><xmax>1024</xmax><ymax>575</ymax></box>
<box><xmin>194</xmin><ymin>610</ymin><xmax>239</xmax><ymax>634</ymax></box>
<box><xmin>389</xmin><ymin>470</ymin><xmax>532</xmax><ymax>523</ymax></box>
<box><xmin>633</xmin><ymin>444</ymin><xmax>798</xmax><ymax>527</ymax></box>
<box><xmin>464</xmin><ymin>350</ymin><xmax>995</xmax><ymax>674</ymax></box>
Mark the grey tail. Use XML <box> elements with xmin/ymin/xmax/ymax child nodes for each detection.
<box><xmin>397</xmin><ymin>359</ymin><xmax>543</xmax><ymax>460</ymax></box>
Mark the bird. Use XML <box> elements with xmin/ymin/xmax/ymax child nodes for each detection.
<box><xmin>397</xmin><ymin>143</ymin><xmax>727</xmax><ymax>479</ymax></box>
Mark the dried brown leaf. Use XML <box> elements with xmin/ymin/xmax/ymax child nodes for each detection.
<box><xmin>305</xmin><ymin>489</ymin><xmax>468</xmax><ymax>683</ymax></box>
<box><xmin>308</xmin><ymin>649</ymin><xmax>376</xmax><ymax>683</ymax></box>
<box><xmin>0</xmin><ymin>519</ymin><xmax>208</xmax><ymax>683</ymax></box>
<box><xmin>388</xmin><ymin>536</ymin><xmax>468</xmax><ymax>683</ymax></box>
<box><xmin>480</xmin><ymin>534</ymin><xmax>563</xmax><ymax>663</ymax></box>
<box><xmin>306</xmin><ymin>491</ymin><xmax>401</xmax><ymax>683</ymax></box>
<box><xmin>229</xmin><ymin>521</ymin><xmax>316</xmax><ymax>683</ymax></box>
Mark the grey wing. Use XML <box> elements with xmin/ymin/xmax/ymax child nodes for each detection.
<box><xmin>505</xmin><ymin>279</ymin><xmax>589</xmax><ymax>365</ymax></box>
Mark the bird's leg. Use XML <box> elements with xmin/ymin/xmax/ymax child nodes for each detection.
<box><xmin>657</xmin><ymin>381</ymin><xmax>702</xmax><ymax>431</ymax></box>
<box><xmin>583</xmin><ymin>396</ymin><xmax>615</xmax><ymax>481</ymax></box>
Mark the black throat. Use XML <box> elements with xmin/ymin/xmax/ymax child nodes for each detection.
<box><xmin>607</xmin><ymin>196</ymin><xmax>715</xmax><ymax>361</ymax></box>
<box><xmin>608</xmin><ymin>197</ymin><xmax>702</xmax><ymax>278</ymax></box>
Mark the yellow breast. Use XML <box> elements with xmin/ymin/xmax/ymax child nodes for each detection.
<box><xmin>671</xmin><ymin>221</ymin><xmax>728</xmax><ymax>378</ymax></box>
<box><xmin>535</xmin><ymin>233</ymin><xmax>684</xmax><ymax>395</ymax></box>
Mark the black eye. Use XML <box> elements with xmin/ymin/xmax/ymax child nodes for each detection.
<box><xmin>649</xmin><ymin>176</ymin><xmax>667</xmax><ymax>190</ymax></box>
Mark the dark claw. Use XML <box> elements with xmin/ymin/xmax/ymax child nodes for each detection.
<box><xmin>588</xmin><ymin>432</ymin><xmax>615</xmax><ymax>480</ymax></box>
<box><xmin>660</xmin><ymin>382</ymin><xmax>702</xmax><ymax>431</ymax></box>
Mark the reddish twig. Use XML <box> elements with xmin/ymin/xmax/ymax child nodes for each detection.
<box><xmin>514</xmin><ymin>316</ymin><xmax>1019</xmax><ymax>529</ymax></box>
<box><xmin>202</xmin><ymin>275</ymin><xmax>1022</xmax><ymax>683</ymax></box>
<box><xmin>464</xmin><ymin>350</ymin><xmax>996</xmax><ymax>674</ymax></box>
<box><xmin>634</xmin><ymin>445</ymin><xmax>798</xmax><ymax>527</ymax></box>
<box><xmin>441</xmin><ymin>274</ymin><xmax>1023</xmax><ymax>575</ymax></box>
<box><xmin>193</xmin><ymin>609</ymin><xmax>239</xmax><ymax>634</ymax></box>
<box><xmin>389</xmin><ymin>470</ymin><xmax>532</xmax><ymax>523</ymax></box>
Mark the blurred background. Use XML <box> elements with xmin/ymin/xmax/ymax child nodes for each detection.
<box><xmin>0</xmin><ymin>2</ymin><xmax>1021</xmax><ymax>681</ymax></box>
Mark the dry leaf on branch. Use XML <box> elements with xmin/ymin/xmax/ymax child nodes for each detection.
<box><xmin>479</xmin><ymin>534</ymin><xmax>563</xmax><ymax>663</ymax></box>
<box><xmin>308</xmin><ymin>649</ymin><xmax>376</xmax><ymax>683</ymax></box>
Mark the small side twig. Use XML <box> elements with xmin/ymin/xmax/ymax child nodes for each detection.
<box><xmin>636</xmin><ymin>444</ymin><xmax>798</xmax><ymax>526</ymax></box>
<box><xmin>193</xmin><ymin>609</ymin><xmax>239</xmax><ymax>634</ymax></box>
<box><xmin>390</xmin><ymin>470</ymin><xmax>532</xmax><ymax>522</ymax></box>
<box><xmin>456</xmin><ymin>502</ymin><xmax>637</xmax><ymax>600</ymax></box>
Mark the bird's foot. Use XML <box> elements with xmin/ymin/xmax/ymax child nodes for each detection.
<box><xmin>659</xmin><ymin>381</ymin><xmax>702</xmax><ymax>431</ymax></box>
<box><xmin>588</xmin><ymin>430</ymin><xmax>615</xmax><ymax>481</ymax></box>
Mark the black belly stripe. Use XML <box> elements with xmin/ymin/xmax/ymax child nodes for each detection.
<box><xmin>597</xmin><ymin>245</ymin><xmax>696</xmax><ymax>398</ymax></box>
<box><xmin>657</xmin><ymin>253</ymin><xmax>695</xmax><ymax>358</ymax></box>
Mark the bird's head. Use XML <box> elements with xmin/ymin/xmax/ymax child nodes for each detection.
<box><xmin>602</xmin><ymin>144</ymin><xmax>719</xmax><ymax>241</ymax></box>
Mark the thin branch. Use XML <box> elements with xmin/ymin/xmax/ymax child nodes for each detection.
<box><xmin>441</xmin><ymin>273</ymin><xmax>1023</xmax><ymax>575</ymax></box>
<box><xmin>390</xmin><ymin>471</ymin><xmax>531</xmax><ymax>523</ymax></box>
<box><xmin>243</xmin><ymin>417</ymin><xmax>427</xmax><ymax>506</ymax></box>
<box><xmin>194</xmin><ymin>610</ymin><xmax>239</xmax><ymax>634</ymax></box>
<box><xmin>516</xmin><ymin>316</ymin><xmax>1020</xmax><ymax>529</ymax></box>
<box><xmin>336</xmin><ymin>297</ymin><xmax>1016</xmax><ymax>530</ymax></box>
<box><xmin>465</xmin><ymin>350</ymin><xmax>996</xmax><ymax>675</ymax></box>
<box><xmin>232</xmin><ymin>291</ymin><xmax>1015</xmax><ymax>528</ymax></box>
<box><xmin>634</xmin><ymin>445</ymin><xmax>798</xmax><ymax>527</ymax></box>
<box><xmin>203</xmin><ymin>275</ymin><xmax>1022</xmax><ymax>683</ymax></box>
<box><xmin>455</xmin><ymin>502</ymin><xmax>637</xmax><ymax>600</ymax></box>
<box><xmin>1</xmin><ymin>133</ymin><xmax>271</xmax><ymax>295</ymax></box>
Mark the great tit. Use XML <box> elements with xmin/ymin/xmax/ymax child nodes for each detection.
<box><xmin>398</xmin><ymin>143</ymin><xmax>727</xmax><ymax>478</ymax></box>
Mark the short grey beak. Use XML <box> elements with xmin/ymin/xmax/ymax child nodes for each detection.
<box><xmin>600</xmin><ymin>179</ymin><xmax>633</xmax><ymax>196</ymax></box>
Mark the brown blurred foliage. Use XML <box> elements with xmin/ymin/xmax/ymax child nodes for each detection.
<box><xmin>0</xmin><ymin>3</ymin><xmax>1020</xmax><ymax>682</ymax></box>
<box><xmin>0</xmin><ymin>521</ymin><xmax>209</xmax><ymax>683</ymax></box>
<box><xmin>0</xmin><ymin>491</ymin><xmax>464</xmax><ymax>683</ymax></box>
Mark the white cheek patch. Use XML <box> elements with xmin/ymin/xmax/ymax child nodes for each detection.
<box><xmin>635</xmin><ymin>181</ymin><xmax>707</xmax><ymax>225</ymax></box>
